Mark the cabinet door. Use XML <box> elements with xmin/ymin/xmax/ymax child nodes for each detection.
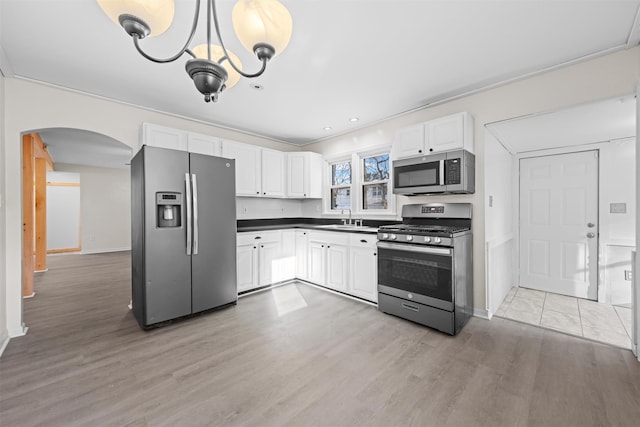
<box><xmin>261</xmin><ymin>149</ymin><xmax>286</xmax><ymax>197</ymax></box>
<box><xmin>142</xmin><ymin>123</ymin><xmax>188</xmax><ymax>151</ymax></box>
<box><xmin>281</xmin><ymin>230</ymin><xmax>296</xmax><ymax>281</ymax></box>
<box><xmin>259</xmin><ymin>240</ymin><xmax>282</xmax><ymax>286</ymax></box>
<box><xmin>393</xmin><ymin>123</ymin><xmax>426</xmax><ymax>159</ymax></box>
<box><xmin>287</xmin><ymin>152</ymin><xmax>306</xmax><ymax>197</ymax></box>
<box><xmin>308</xmin><ymin>240</ymin><xmax>325</xmax><ymax>285</ymax></box>
<box><xmin>188</xmin><ymin>133</ymin><xmax>221</xmax><ymax>156</ymax></box>
<box><xmin>237</xmin><ymin>243</ymin><xmax>259</xmax><ymax>292</ymax></box>
<box><xmin>306</xmin><ymin>152</ymin><xmax>324</xmax><ymax>198</ymax></box>
<box><xmin>426</xmin><ymin>113</ymin><xmax>465</xmax><ymax>153</ymax></box>
<box><xmin>326</xmin><ymin>243</ymin><xmax>349</xmax><ymax>292</ymax></box>
<box><xmin>349</xmin><ymin>246</ymin><xmax>378</xmax><ymax>302</ymax></box>
<box><xmin>221</xmin><ymin>140</ymin><xmax>262</xmax><ymax>196</ymax></box>
<box><xmin>295</xmin><ymin>230</ymin><xmax>309</xmax><ymax>280</ymax></box>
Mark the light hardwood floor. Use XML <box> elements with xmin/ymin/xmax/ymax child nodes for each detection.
<box><xmin>2</xmin><ymin>252</ymin><xmax>640</xmax><ymax>426</ymax></box>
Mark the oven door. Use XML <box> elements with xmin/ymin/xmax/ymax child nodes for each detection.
<box><xmin>377</xmin><ymin>241</ymin><xmax>453</xmax><ymax>311</ymax></box>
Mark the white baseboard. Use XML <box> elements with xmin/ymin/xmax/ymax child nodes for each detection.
<box><xmin>80</xmin><ymin>247</ymin><xmax>131</xmax><ymax>255</ymax></box>
<box><xmin>473</xmin><ymin>308</ymin><xmax>491</xmax><ymax>319</ymax></box>
<box><xmin>8</xmin><ymin>323</ymin><xmax>28</xmax><ymax>338</ymax></box>
<box><xmin>0</xmin><ymin>332</ymin><xmax>9</xmax><ymax>358</ymax></box>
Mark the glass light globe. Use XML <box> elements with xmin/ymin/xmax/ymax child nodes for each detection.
<box><xmin>232</xmin><ymin>0</ymin><xmax>293</xmax><ymax>57</ymax></box>
<box><xmin>97</xmin><ymin>0</ymin><xmax>175</xmax><ymax>37</ymax></box>
<box><xmin>192</xmin><ymin>44</ymin><xmax>243</xmax><ymax>89</ymax></box>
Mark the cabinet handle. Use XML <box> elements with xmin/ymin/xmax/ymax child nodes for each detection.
<box><xmin>321</xmin><ymin>245</ymin><xmax>324</xmax><ymax>248</ymax></box>
<box><xmin>254</xmin><ymin>236</ymin><xmax>262</xmax><ymax>240</ymax></box>
<box><xmin>253</xmin><ymin>246</ymin><xmax>256</xmax><ymax>249</ymax></box>
<box><xmin>261</xmin><ymin>245</ymin><xmax>264</xmax><ymax>248</ymax></box>
<box><xmin>418</xmin><ymin>149</ymin><xmax>422</xmax><ymax>153</ymax></box>
<box><xmin>263</xmin><ymin>192</ymin><xmax>267</xmax><ymax>195</ymax></box>
<box><xmin>429</xmin><ymin>148</ymin><xmax>434</xmax><ymax>152</ymax></box>
<box><xmin>373</xmin><ymin>253</ymin><xmax>377</xmax><ymax>256</ymax></box>
<box><xmin>360</xmin><ymin>239</ymin><xmax>367</xmax><ymax>243</ymax></box>
<box><xmin>256</xmin><ymin>191</ymin><xmax>259</xmax><ymax>194</ymax></box>
<box><xmin>327</xmin><ymin>245</ymin><xmax>331</xmax><ymax>248</ymax></box>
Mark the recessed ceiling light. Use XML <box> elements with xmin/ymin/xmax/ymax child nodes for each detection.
<box><xmin>349</xmin><ymin>117</ymin><xmax>359</xmax><ymax>122</ymax></box>
<box><xmin>250</xmin><ymin>83</ymin><xmax>264</xmax><ymax>90</ymax></box>
<box><xmin>323</xmin><ymin>126</ymin><xmax>332</xmax><ymax>131</ymax></box>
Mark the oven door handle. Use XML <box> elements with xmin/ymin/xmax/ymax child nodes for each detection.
<box><xmin>376</xmin><ymin>241</ymin><xmax>452</xmax><ymax>256</ymax></box>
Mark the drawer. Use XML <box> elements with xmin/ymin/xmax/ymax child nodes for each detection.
<box><xmin>378</xmin><ymin>292</ymin><xmax>454</xmax><ymax>335</ymax></box>
<box><xmin>349</xmin><ymin>233</ymin><xmax>377</xmax><ymax>248</ymax></box>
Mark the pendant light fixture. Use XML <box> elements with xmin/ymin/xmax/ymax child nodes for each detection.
<box><xmin>97</xmin><ymin>0</ymin><xmax>292</xmax><ymax>103</ymax></box>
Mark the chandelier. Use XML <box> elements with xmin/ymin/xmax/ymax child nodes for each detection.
<box><xmin>97</xmin><ymin>0</ymin><xmax>293</xmax><ymax>102</ymax></box>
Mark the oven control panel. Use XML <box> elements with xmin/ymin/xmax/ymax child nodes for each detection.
<box><xmin>421</xmin><ymin>205</ymin><xmax>444</xmax><ymax>214</ymax></box>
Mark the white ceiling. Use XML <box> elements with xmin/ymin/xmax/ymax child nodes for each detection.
<box><xmin>38</xmin><ymin>128</ymin><xmax>133</xmax><ymax>169</ymax></box>
<box><xmin>2</xmin><ymin>0</ymin><xmax>640</xmax><ymax>149</ymax></box>
<box><xmin>487</xmin><ymin>94</ymin><xmax>637</xmax><ymax>154</ymax></box>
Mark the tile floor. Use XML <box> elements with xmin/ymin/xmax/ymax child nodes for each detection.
<box><xmin>495</xmin><ymin>287</ymin><xmax>632</xmax><ymax>349</ymax></box>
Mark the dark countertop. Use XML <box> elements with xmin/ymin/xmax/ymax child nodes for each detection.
<box><xmin>237</xmin><ymin>217</ymin><xmax>399</xmax><ymax>234</ymax></box>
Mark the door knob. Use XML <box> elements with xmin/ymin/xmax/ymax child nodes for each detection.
<box><xmin>587</xmin><ymin>222</ymin><xmax>595</xmax><ymax>228</ymax></box>
<box><xmin>586</xmin><ymin>232</ymin><xmax>595</xmax><ymax>238</ymax></box>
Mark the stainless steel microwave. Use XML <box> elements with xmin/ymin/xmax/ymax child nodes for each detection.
<box><xmin>392</xmin><ymin>149</ymin><xmax>475</xmax><ymax>195</ymax></box>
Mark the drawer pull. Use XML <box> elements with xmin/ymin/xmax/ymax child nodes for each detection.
<box><xmin>254</xmin><ymin>236</ymin><xmax>262</xmax><ymax>240</ymax></box>
<box><xmin>360</xmin><ymin>239</ymin><xmax>368</xmax><ymax>243</ymax></box>
<box><xmin>402</xmin><ymin>303</ymin><xmax>419</xmax><ymax>312</ymax></box>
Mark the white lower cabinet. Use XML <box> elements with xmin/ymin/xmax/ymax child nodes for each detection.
<box><xmin>236</xmin><ymin>231</ymin><xmax>283</xmax><ymax>293</ymax></box>
<box><xmin>295</xmin><ymin>230</ymin><xmax>309</xmax><ymax>280</ymax></box>
<box><xmin>349</xmin><ymin>234</ymin><xmax>378</xmax><ymax>303</ymax></box>
<box><xmin>238</xmin><ymin>229</ymin><xmax>378</xmax><ymax>303</ymax></box>
<box><xmin>307</xmin><ymin>231</ymin><xmax>350</xmax><ymax>294</ymax></box>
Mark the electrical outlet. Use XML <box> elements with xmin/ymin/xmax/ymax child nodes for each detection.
<box><xmin>89</xmin><ymin>235</ymin><xmax>96</xmax><ymax>242</ymax></box>
<box><xmin>624</xmin><ymin>270</ymin><xmax>632</xmax><ymax>281</ymax></box>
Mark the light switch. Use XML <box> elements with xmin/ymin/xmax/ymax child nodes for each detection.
<box><xmin>610</xmin><ymin>203</ymin><xmax>627</xmax><ymax>214</ymax></box>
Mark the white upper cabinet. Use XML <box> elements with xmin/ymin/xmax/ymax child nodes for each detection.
<box><xmin>286</xmin><ymin>152</ymin><xmax>323</xmax><ymax>198</ymax></box>
<box><xmin>141</xmin><ymin>123</ymin><xmax>188</xmax><ymax>151</ymax></box>
<box><xmin>393</xmin><ymin>123</ymin><xmax>426</xmax><ymax>159</ymax></box>
<box><xmin>141</xmin><ymin>123</ymin><xmax>222</xmax><ymax>156</ymax></box>
<box><xmin>221</xmin><ymin>139</ymin><xmax>262</xmax><ymax>197</ymax></box>
<box><xmin>261</xmin><ymin>148</ymin><xmax>286</xmax><ymax>197</ymax></box>
<box><xmin>187</xmin><ymin>132</ymin><xmax>221</xmax><ymax>156</ymax></box>
<box><xmin>392</xmin><ymin>112</ymin><xmax>474</xmax><ymax>159</ymax></box>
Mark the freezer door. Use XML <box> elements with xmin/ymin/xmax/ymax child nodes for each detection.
<box><xmin>189</xmin><ymin>153</ymin><xmax>238</xmax><ymax>312</ymax></box>
<box><xmin>142</xmin><ymin>146</ymin><xmax>192</xmax><ymax>325</ymax></box>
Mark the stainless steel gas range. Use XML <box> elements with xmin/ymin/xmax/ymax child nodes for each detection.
<box><xmin>377</xmin><ymin>203</ymin><xmax>473</xmax><ymax>335</ymax></box>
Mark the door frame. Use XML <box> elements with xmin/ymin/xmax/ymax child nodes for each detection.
<box><xmin>517</xmin><ymin>149</ymin><xmax>600</xmax><ymax>300</ymax></box>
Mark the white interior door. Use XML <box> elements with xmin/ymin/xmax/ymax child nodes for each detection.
<box><xmin>519</xmin><ymin>150</ymin><xmax>598</xmax><ymax>300</ymax></box>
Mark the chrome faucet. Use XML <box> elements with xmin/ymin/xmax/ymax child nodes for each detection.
<box><xmin>341</xmin><ymin>208</ymin><xmax>353</xmax><ymax>225</ymax></box>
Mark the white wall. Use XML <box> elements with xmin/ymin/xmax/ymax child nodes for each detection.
<box><xmin>46</xmin><ymin>171</ymin><xmax>81</xmax><ymax>251</ymax></box>
<box><xmin>0</xmin><ymin>70</ymin><xmax>8</xmax><ymax>352</ymax></box>
<box><xmin>2</xmin><ymin>78</ymin><xmax>297</xmax><ymax>337</ymax></box>
<box><xmin>53</xmin><ymin>164</ymin><xmax>132</xmax><ymax>253</ymax></box>
<box><xmin>306</xmin><ymin>47</ymin><xmax>640</xmax><ymax>315</ymax></box>
<box><xmin>598</xmin><ymin>138</ymin><xmax>635</xmax><ymax>304</ymax></box>
<box><xmin>483</xmin><ymin>131</ymin><xmax>515</xmax><ymax>315</ymax></box>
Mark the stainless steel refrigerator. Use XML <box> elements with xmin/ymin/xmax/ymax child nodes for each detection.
<box><xmin>131</xmin><ymin>145</ymin><xmax>237</xmax><ymax>328</ymax></box>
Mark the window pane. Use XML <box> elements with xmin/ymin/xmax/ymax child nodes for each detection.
<box><xmin>332</xmin><ymin>161</ymin><xmax>351</xmax><ymax>186</ymax></box>
<box><xmin>363</xmin><ymin>154</ymin><xmax>389</xmax><ymax>182</ymax></box>
<box><xmin>363</xmin><ymin>183</ymin><xmax>387</xmax><ymax>210</ymax></box>
<box><xmin>331</xmin><ymin>188</ymin><xmax>351</xmax><ymax>210</ymax></box>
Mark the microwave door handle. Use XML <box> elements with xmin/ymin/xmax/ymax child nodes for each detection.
<box><xmin>439</xmin><ymin>159</ymin><xmax>445</xmax><ymax>186</ymax></box>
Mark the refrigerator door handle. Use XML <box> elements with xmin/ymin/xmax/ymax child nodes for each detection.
<box><xmin>185</xmin><ymin>172</ymin><xmax>192</xmax><ymax>256</ymax></box>
<box><xmin>192</xmin><ymin>173</ymin><xmax>199</xmax><ymax>255</ymax></box>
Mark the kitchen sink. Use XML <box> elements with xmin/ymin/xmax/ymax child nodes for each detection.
<box><xmin>317</xmin><ymin>224</ymin><xmax>378</xmax><ymax>231</ymax></box>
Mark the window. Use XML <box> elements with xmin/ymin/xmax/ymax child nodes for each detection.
<box><xmin>330</xmin><ymin>160</ymin><xmax>351</xmax><ymax>210</ymax></box>
<box><xmin>362</xmin><ymin>153</ymin><xmax>389</xmax><ymax>210</ymax></box>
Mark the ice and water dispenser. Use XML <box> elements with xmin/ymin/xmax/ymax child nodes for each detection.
<box><xmin>156</xmin><ymin>192</ymin><xmax>182</xmax><ymax>228</ymax></box>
